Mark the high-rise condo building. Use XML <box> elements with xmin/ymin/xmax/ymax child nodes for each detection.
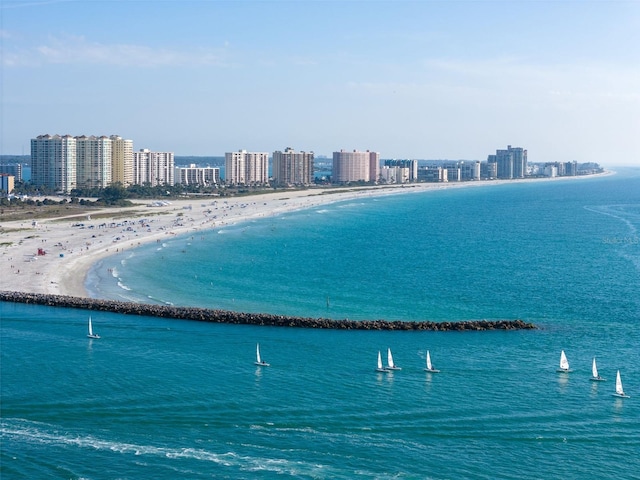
<box><xmin>495</xmin><ymin>150</ymin><xmax>513</xmax><ymax>179</ymax></box>
<box><xmin>510</xmin><ymin>147</ymin><xmax>527</xmax><ymax>178</ymax></box>
<box><xmin>224</xmin><ymin>150</ymin><xmax>269</xmax><ymax>185</ymax></box>
<box><xmin>332</xmin><ymin>150</ymin><xmax>380</xmax><ymax>183</ymax></box>
<box><xmin>30</xmin><ymin>134</ymin><xmax>77</xmax><ymax>192</ymax></box>
<box><xmin>272</xmin><ymin>147</ymin><xmax>314</xmax><ymax>186</ymax></box>
<box><xmin>369</xmin><ymin>151</ymin><xmax>380</xmax><ymax>183</ymax></box>
<box><xmin>488</xmin><ymin>145</ymin><xmax>527</xmax><ymax>179</ymax></box>
<box><xmin>76</xmin><ymin>135</ymin><xmax>112</xmax><ymax>189</ymax></box>
<box><xmin>133</xmin><ymin>149</ymin><xmax>175</xmax><ymax>186</ymax></box>
<box><xmin>110</xmin><ymin>135</ymin><xmax>134</xmax><ymax>186</ymax></box>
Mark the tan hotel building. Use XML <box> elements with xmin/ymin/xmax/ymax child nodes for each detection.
<box><xmin>332</xmin><ymin>149</ymin><xmax>380</xmax><ymax>183</ymax></box>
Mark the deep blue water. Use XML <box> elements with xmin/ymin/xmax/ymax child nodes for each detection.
<box><xmin>2</xmin><ymin>168</ymin><xmax>639</xmax><ymax>479</ymax></box>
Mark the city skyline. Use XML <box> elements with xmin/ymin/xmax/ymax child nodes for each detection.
<box><xmin>1</xmin><ymin>1</ymin><xmax>639</xmax><ymax>166</ymax></box>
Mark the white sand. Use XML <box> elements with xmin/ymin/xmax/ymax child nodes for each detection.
<box><xmin>0</xmin><ymin>174</ymin><xmax>611</xmax><ymax>298</ymax></box>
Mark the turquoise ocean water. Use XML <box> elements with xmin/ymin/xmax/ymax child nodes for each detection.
<box><xmin>2</xmin><ymin>169</ymin><xmax>639</xmax><ymax>479</ymax></box>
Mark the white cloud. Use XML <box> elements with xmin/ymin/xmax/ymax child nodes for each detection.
<box><xmin>4</xmin><ymin>34</ymin><xmax>230</xmax><ymax>68</ymax></box>
<box><xmin>346</xmin><ymin>56</ymin><xmax>640</xmax><ymax>109</ymax></box>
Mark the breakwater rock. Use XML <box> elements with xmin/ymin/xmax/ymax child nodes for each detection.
<box><xmin>0</xmin><ymin>291</ymin><xmax>537</xmax><ymax>331</ymax></box>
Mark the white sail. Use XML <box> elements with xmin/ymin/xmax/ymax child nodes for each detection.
<box><xmin>87</xmin><ymin>316</ymin><xmax>99</xmax><ymax>338</ymax></box>
<box><xmin>377</xmin><ymin>351</ymin><xmax>383</xmax><ymax>370</ymax></box>
<box><xmin>615</xmin><ymin>370</ymin><xmax>624</xmax><ymax>396</ymax></box>
<box><xmin>255</xmin><ymin>343</ymin><xmax>269</xmax><ymax>366</ymax></box>
<box><xmin>559</xmin><ymin>350</ymin><xmax>569</xmax><ymax>371</ymax></box>
<box><xmin>589</xmin><ymin>357</ymin><xmax>605</xmax><ymax>381</ymax></box>
<box><xmin>386</xmin><ymin>348</ymin><xmax>401</xmax><ymax>370</ymax></box>
<box><xmin>425</xmin><ymin>350</ymin><xmax>440</xmax><ymax>372</ymax></box>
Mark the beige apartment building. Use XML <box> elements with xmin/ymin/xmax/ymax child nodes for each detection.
<box><xmin>332</xmin><ymin>149</ymin><xmax>380</xmax><ymax>183</ymax></box>
<box><xmin>133</xmin><ymin>149</ymin><xmax>175</xmax><ymax>186</ymax></box>
<box><xmin>225</xmin><ymin>150</ymin><xmax>269</xmax><ymax>185</ymax></box>
<box><xmin>76</xmin><ymin>135</ymin><xmax>112</xmax><ymax>189</ymax></box>
<box><xmin>30</xmin><ymin>134</ymin><xmax>77</xmax><ymax>192</ymax></box>
<box><xmin>110</xmin><ymin>135</ymin><xmax>134</xmax><ymax>186</ymax></box>
<box><xmin>272</xmin><ymin>147</ymin><xmax>314</xmax><ymax>186</ymax></box>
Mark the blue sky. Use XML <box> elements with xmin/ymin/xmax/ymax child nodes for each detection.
<box><xmin>1</xmin><ymin>0</ymin><xmax>639</xmax><ymax>165</ymax></box>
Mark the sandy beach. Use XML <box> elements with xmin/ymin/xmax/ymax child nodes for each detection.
<box><xmin>0</xmin><ymin>175</ymin><xmax>610</xmax><ymax>298</ymax></box>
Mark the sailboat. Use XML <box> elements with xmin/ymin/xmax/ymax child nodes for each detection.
<box><xmin>87</xmin><ymin>316</ymin><xmax>100</xmax><ymax>339</ymax></box>
<box><xmin>589</xmin><ymin>357</ymin><xmax>605</xmax><ymax>381</ymax></box>
<box><xmin>254</xmin><ymin>343</ymin><xmax>270</xmax><ymax>367</ymax></box>
<box><xmin>375</xmin><ymin>351</ymin><xmax>388</xmax><ymax>372</ymax></box>
<box><xmin>556</xmin><ymin>350</ymin><xmax>571</xmax><ymax>373</ymax></box>
<box><xmin>612</xmin><ymin>370</ymin><xmax>630</xmax><ymax>398</ymax></box>
<box><xmin>425</xmin><ymin>350</ymin><xmax>440</xmax><ymax>373</ymax></box>
<box><xmin>386</xmin><ymin>348</ymin><xmax>402</xmax><ymax>371</ymax></box>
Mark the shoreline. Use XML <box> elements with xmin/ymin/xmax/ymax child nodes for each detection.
<box><xmin>0</xmin><ymin>172</ymin><xmax>614</xmax><ymax>299</ymax></box>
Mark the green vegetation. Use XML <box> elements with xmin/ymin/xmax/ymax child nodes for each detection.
<box><xmin>1</xmin><ymin>179</ymin><xmax>368</xmax><ymax>222</ymax></box>
<box><xmin>70</xmin><ymin>182</ymin><xmax>220</xmax><ymax>200</ymax></box>
<box><xmin>0</xmin><ymin>197</ymin><xmax>106</xmax><ymax>222</ymax></box>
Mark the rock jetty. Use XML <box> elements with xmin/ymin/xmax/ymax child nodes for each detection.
<box><xmin>0</xmin><ymin>291</ymin><xmax>536</xmax><ymax>331</ymax></box>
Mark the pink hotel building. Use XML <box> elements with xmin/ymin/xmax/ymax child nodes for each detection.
<box><xmin>332</xmin><ymin>150</ymin><xmax>380</xmax><ymax>183</ymax></box>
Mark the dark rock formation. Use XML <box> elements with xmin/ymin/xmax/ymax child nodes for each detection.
<box><xmin>0</xmin><ymin>291</ymin><xmax>536</xmax><ymax>331</ymax></box>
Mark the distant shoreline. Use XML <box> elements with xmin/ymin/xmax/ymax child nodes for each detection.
<box><xmin>0</xmin><ymin>171</ymin><xmax>614</xmax><ymax>301</ymax></box>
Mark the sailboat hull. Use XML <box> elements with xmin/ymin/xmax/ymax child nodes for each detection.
<box><xmin>425</xmin><ymin>368</ymin><xmax>440</xmax><ymax>373</ymax></box>
<box><xmin>612</xmin><ymin>393</ymin><xmax>630</xmax><ymax>398</ymax></box>
<box><xmin>87</xmin><ymin>334</ymin><xmax>100</xmax><ymax>339</ymax></box>
<box><xmin>589</xmin><ymin>377</ymin><xmax>605</xmax><ymax>382</ymax></box>
<box><xmin>556</xmin><ymin>368</ymin><xmax>572</xmax><ymax>373</ymax></box>
<box><xmin>255</xmin><ymin>361</ymin><xmax>270</xmax><ymax>367</ymax></box>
